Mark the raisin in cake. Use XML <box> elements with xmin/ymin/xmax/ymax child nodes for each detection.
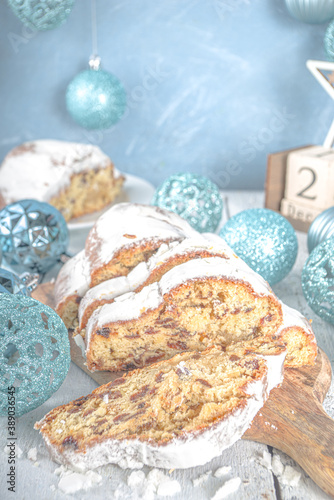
<box><xmin>54</xmin><ymin>203</ymin><xmax>198</xmax><ymax>328</ymax></box>
<box><xmin>34</xmin><ymin>345</ymin><xmax>286</xmax><ymax>471</ymax></box>
<box><xmin>0</xmin><ymin>140</ymin><xmax>124</xmax><ymax>221</ymax></box>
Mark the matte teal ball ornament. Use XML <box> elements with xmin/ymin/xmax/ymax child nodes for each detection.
<box><xmin>302</xmin><ymin>236</ymin><xmax>334</xmax><ymax>325</ymax></box>
<box><xmin>0</xmin><ymin>199</ymin><xmax>69</xmax><ymax>274</ymax></box>
<box><xmin>7</xmin><ymin>0</ymin><xmax>74</xmax><ymax>31</ymax></box>
<box><xmin>152</xmin><ymin>173</ymin><xmax>223</xmax><ymax>233</ymax></box>
<box><xmin>66</xmin><ymin>60</ymin><xmax>127</xmax><ymax>130</ymax></box>
<box><xmin>324</xmin><ymin>19</ymin><xmax>334</xmax><ymax>61</ymax></box>
<box><xmin>285</xmin><ymin>0</ymin><xmax>334</xmax><ymax>24</ymax></box>
<box><xmin>0</xmin><ymin>295</ymin><xmax>70</xmax><ymax>417</ymax></box>
<box><xmin>219</xmin><ymin>208</ymin><xmax>298</xmax><ymax>285</ymax></box>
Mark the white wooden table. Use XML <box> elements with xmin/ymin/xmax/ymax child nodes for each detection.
<box><xmin>1</xmin><ymin>191</ymin><xmax>333</xmax><ymax>500</ymax></box>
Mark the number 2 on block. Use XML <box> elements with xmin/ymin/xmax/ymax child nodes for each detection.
<box><xmin>296</xmin><ymin>167</ymin><xmax>317</xmax><ymax>200</ymax></box>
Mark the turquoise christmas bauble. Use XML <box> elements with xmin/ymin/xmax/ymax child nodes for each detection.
<box><xmin>0</xmin><ymin>199</ymin><xmax>68</xmax><ymax>274</ymax></box>
<box><xmin>307</xmin><ymin>206</ymin><xmax>334</xmax><ymax>252</ymax></box>
<box><xmin>152</xmin><ymin>173</ymin><xmax>223</xmax><ymax>233</ymax></box>
<box><xmin>7</xmin><ymin>0</ymin><xmax>74</xmax><ymax>31</ymax></box>
<box><xmin>66</xmin><ymin>68</ymin><xmax>127</xmax><ymax>130</ymax></box>
<box><xmin>0</xmin><ymin>294</ymin><xmax>70</xmax><ymax>416</ymax></box>
<box><xmin>302</xmin><ymin>236</ymin><xmax>334</xmax><ymax>325</ymax></box>
<box><xmin>219</xmin><ymin>208</ymin><xmax>298</xmax><ymax>285</ymax></box>
<box><xmin>285</xmin><ymin>0</ymin><xmax>334</xmax><ymax>23</ymax></box>
<box><xmin>324</xmin><ymin>19</ymin><xmax>334</xmax><ymax>60</ymax></box>
<box><xmin>0</xmin><ymin>268</ymin><xmax>30</xmax><ymax>296</ymax></box>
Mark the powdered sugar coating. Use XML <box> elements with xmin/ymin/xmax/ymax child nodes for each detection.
<box><xmin>85</xmin><ymin>203</ymin><xmax>199</xmax><ymax>272</ymax></box>
<box><xmin>54</xmin><ymin>250</ymin><xmax>91</xmax><ymax>312</ymax></box>
<box><xmin>36</xmin><ymin>351</ymin><xmax>285</xmax><ymax>472</ymax></box>
<box><xmin>0</xmin><ymin>140</ymin><xmax>115</xmax><ymax>203</ymax></box>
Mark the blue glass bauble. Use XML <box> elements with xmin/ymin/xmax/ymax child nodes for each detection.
<box><xmin>152</xmin><ymin>173</ymin><xmax>223</xmax><ymax>233</ymax></box>
<box><xmin>66</xmin><ymin>68</ymin><xmax>127</xmax><ymax>130</ymax></box>
<box><xmin>7</xmin><ymin>0</ymin><xmax>74</xmax><ymax>31</ymax></box>
<box><xmin>307</xmin><ymin>206</ymin><xmax>334</xmax><ymax>253</ymax></box>
<box><xmin>324</xmin><ymin>19</ymin><xmax>334</xmax><ymax>61</ymax></box>
<box><xmin>302</xmin><ymin>236</ymin><xmax>334</xmax><ymax>325</ymax></box>
<box><xmin>285</xmin><ymin>0</ymin><xmax>334</xmax><ymax>23</ymax></box>
<box><xmin>0</xmin><ymin>268</ymin><xmax>30</xmax><ymax>296</ymax></box>
<box><xmin>0</xmin><ymin>294</ymin><xmax>70</xmax><ymax>416</ymax></box>
<box><xmin>219</xmin><ymin>208</ymin><xmax>298</xmax><ymax>285</ymax></box>
<box><xmin>0</xmin><ymin>199</ymin><xmax>69</xmax><ymax>274</ymax></box>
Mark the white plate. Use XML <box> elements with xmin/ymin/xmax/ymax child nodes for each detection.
<box><xmin>67</xmin><ymin>173</ymin><xmax>156</xmax><ymax>231</ymax></box>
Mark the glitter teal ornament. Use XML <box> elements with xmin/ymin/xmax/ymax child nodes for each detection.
<box><xmin>219</xmin><ymin>208</ymin><xmax>298</xmax><ymax>285</ymax></box>
<box><xmin>302</xmin><ymin>236</ymin><xmax>334</xmax><ymax>325</ymax></box>
<box><xmin>152</xmin><ymin>173</ymin><xmax>223</xmax><ymax>233</ymax></box>
<box><xmin>307</xmin><ymin>206</ymin><xmax>334</xmax><ymax>252</ymax></box>
<box><xmin>285</xmin><ymin>0</ymin><xmax>334</xmax><ymax>23</ymax></box>
<box><xmin>0</xmin><ymin>294</ymin><xmax>70</xmax><ymax>416</ymax></box>
<box><xmin>66</xmin><ymin>57</ymin><xmax>127</xmax><ymax>130</ymax></box>
<box><xmin>324</xmin><ymin>20</ymin><xmax>334</xmax><ymax>61</ymax></box>
<box><xmin>7</xmin><ymin>0</ymin><xmax>74</xmax><ymax>31</ymax></box>
<box><xmin>0</xmin><ymin>199</ymin><xmax>69</xmax><ymax>274</ymax></box>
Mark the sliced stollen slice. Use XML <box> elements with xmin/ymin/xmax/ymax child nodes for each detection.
<box><xmin>54</xmin><ymin>203</ymin><xmax>198</xmax><ymax>329</ymax></box>
<box><xmin>84</xmin><ymin>256</ymin><xmax>283</xmax><ymax>372</ymax></box>
<box><xmin>85</xmin><ymin>203</ymin><xmax>198</xmax><ymax>287</ymax></box>
<box><xmin>76</xmin><ymin>234</ymin><xmax>242</xmax><ymax>334</ymax></box>
<box><xmin>34</xmin><ymin>344</ymin><xmax>286</xmax><ymax>472</ymax></box>
<box><xmin>54</xmin><ymin>250</ymin><xmax>91</xmax><ymax>329</ymax></box>
<box><xmin>272</xmin><ymin>304</ymin><xmax>317</xmax><ymax>367</ymax></box>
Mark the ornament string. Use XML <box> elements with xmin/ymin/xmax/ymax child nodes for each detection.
<box><xmin>90</xmin><ymin>0</ymin><xmax>100</xmax><ymax>69</ymax></box>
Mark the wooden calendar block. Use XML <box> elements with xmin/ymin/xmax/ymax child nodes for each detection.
<box><xmin>284</xmin><ymin>146</ymin><xmax>334</xmax><ymax>210</ymax></box>
<box><xmin>280</xmin><ymin>198</ymin><xmax>322</xmax><ymax>225</ymax></box>
<box><xmin>265</xmin><ymin>145</ymin><xmax>315</xmax><ymax>232</ymax></box>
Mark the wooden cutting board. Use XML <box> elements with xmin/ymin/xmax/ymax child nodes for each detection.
<box><xmin>32</xmin><ymin>283</ymin><xmax>334</xmax><ymax>498</ymax></box>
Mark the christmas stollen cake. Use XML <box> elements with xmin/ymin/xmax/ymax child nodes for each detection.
<box><xmin>54</xmin><ymin>203</ymin><xmax>198</xmax><ymax>329</ymax></box>
<box><xmin>0</xmin><ymin>140</ymin><xmax>124</xmax><ymax>221</ymax></box>
<box><xmin>35</xmin><ymin>344</ymin><xmax>286</xmax><ymax>471</ymax></box>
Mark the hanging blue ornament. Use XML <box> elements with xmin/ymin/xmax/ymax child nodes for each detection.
<box><xmin>219</xmin><ymin>208</ymin><xmax>298</xmax><ymax>285</ymax></box>
<box><xmin>0</xmin><ymin>268</ymin><xmax>38</xmax><ymax>296</ymax></box>
<box><xmin>302</xmin><ymin>236</ymin><xmax>334</xmax><ymax>325</ymax></box>
<box><xmin>0</xmin><ymin>294</ymin><xmax>70</xmax><ymax>416</ymax></box>
<box><xmin>324</xmin><ymin>20</ymin><xmax>334</xmax><ymax>61</ymax></box>
<box><xmin>284</xmin><ymin>0</ymin><xmax>334</xmax><ymax>24</ymax></box>
<box><xmin>66</xmin><ymin>57</ymin><xmax>126</xmax><ymax>130</ymax></box>
<box><xmin>0</xmin><ymin>199</ymin><xmax>69</xmax><ymax>274</ymax></box>
<box><xmin>307</xmin><ymin>206</ymin><xmax>334</xmax><ymax>253</ymax></box>
<box><xmin>7</xmin><ymin>0</ymin><xmax>74</xmax><ymax>31</ymax></box>
<box><xmin>152</xmin><ymin>173</ymin><xmax>223</xmax><ymax>233</ymax></box>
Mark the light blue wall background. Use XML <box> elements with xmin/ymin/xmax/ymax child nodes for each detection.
<box><xmin>0</xmin><ymin>0</ymin><xmax>332</xmax><ymax>189</ymax></box>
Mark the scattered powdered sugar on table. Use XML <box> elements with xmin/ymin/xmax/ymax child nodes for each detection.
<box><xmin>211</xmin><ymin>477</ymin><xmax>242</xmax><ymax>500</ymax></box>
<box><xmin>281</xmin><ymin>465</ymin><xmax>301</xmax><ymax>487</ymax></box>
<box><xmin>27</xmin><ymin>447</ymin><xmax>37</xmax><ymax>462</ymax></box>
<box><xmin>214</xmin><ymin>466</ymin><xmax>232</xmax><ymax>478</ymax></box>
<box><xmin>58</xmin><ymin>470</ymin><xmax>102</xmax><ymax>494</ymax></box>
<box><xmin>4</xmin><ymin>444</ymin><xmax>23</xmax><ymax>458</ymax></box>
<box><xmin>257</xmin><ymin>450</ymin><xmax>301</xmax><ymax>486</ymax></box>
<box><xmin>54</xmin><ymin>464</ymin><xmax>102</xmax><ymax>494</ymax></box>
<box><xmin>271</xmin><ymin>454</ymin><xmax>284</xmax><ymax>476</ymax></box>
<box><xmin>127</xmin><ymin>468</ymin><xmax>181</xmax><ymax>498</ymax></box>
<box><xmin>192</xmin><ymin>471</ymin><xmax>211</xmax><ymax>487</ymax></box>
<box><xmin>258</xmin><ymin>450</ymin><xmax>272</xmax><ymax>470</ymax></box>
